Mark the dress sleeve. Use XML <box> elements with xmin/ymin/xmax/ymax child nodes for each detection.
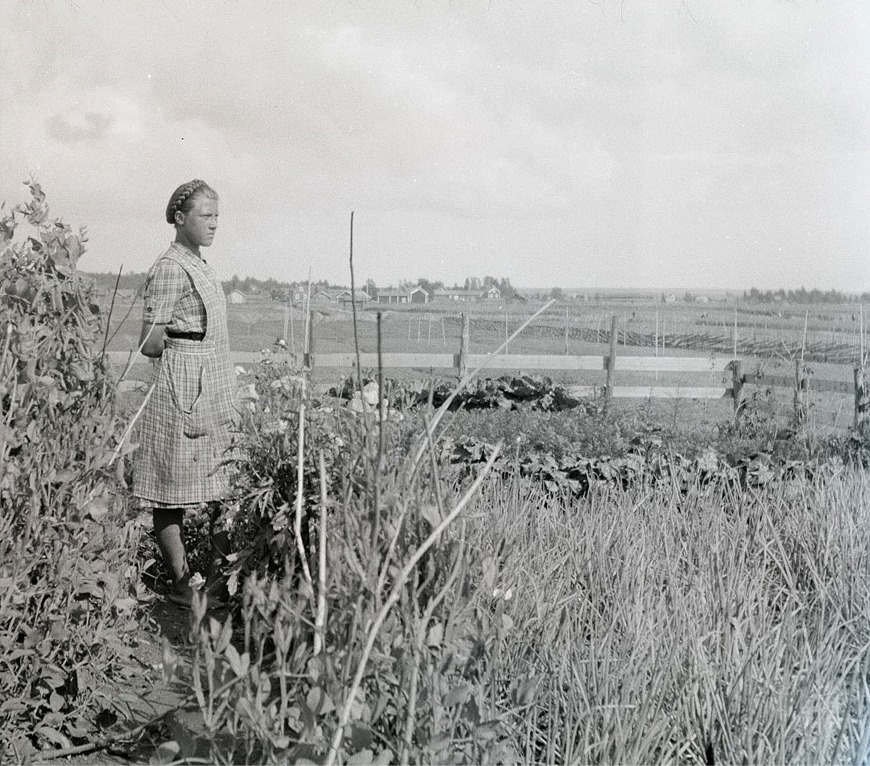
<box><xmin>143</xmin><ymin>259</ymin><xmax>187</xmax><ymax>325</ymax></box>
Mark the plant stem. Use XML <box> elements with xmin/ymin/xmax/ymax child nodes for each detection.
<box><xmin>324</xmin><ymin>443</ymin><xmax>503</xmax><ymax>766</ymax></box>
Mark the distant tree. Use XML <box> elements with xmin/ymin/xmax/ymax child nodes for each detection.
<box><xmin>550</xmin><ymin>287</ymin><xmax>565</xmax><ymax>301</ymax></box>
<box><xmin>365</xmin><ymin>278</ymin><xmax>377</xmax><ymax>297</ymax></box>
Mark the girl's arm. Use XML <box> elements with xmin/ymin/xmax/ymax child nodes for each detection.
<box><xmin>139</xmin><ymin>321</ymin><xmax>168</xmax><ymax>357</ymax></box>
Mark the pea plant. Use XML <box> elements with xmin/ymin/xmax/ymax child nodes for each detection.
<box><xmin>0</xmin><ymin>182</ymin><xmax>144</xmax><ymax>761</ymax></box>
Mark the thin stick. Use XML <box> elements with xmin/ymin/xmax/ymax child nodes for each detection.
<box><xmin>314</xmin><ymin>451</ymin><xmax>328</xmax><ymax>656</ymax></box>
<box><xmin>734</xmin><ymin>307</ymin><xmax>738</xmax><ymax>360</ymax></box>
<box><xmin>101</xmin><ymin>265</ymin><xmax>123</xmax><ymax>358</ymax></box>
<box><xmin>324</xmin><ymin>443</ymin><xmax>503</xmax><ymax>766</ymax></box>
<box><xmin>303</xmin><ymin>270</ymin><xmax>312</xmax><ymax>364</ymax></box>
<box><xmin>800</xmin><ymin>309</ymin><xmax>809</xmax><ymax>366</ymax></box>
<box><xmin>0</xmin><ymin>322</ymin><xmax>11</xmax><ymax>378</ymax></box>
<box><xmin>293</xmin><ymin>389</ymin><xmax>314</xmax><ymax>600</ymax></box>
<box><xmin>372</xmin><ymin>312</ymin><xmax>385</xmax><ymax>550</ymax></box>
<box><xmin>104</xmin><ymin>281</ymin><xmax>146</xmax><ymax>349</ymax></box>
<box><xmin>108</xmin><ymin>381</ymin><xmax>156</xmax><ymax>466</ymax></box>
<box><xmin>348</xmin><ymin>212</ymin><xmax>364</xmax><ymax>401</ymax></box>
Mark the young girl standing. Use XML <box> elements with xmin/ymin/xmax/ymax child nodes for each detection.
<box><xmin>133</xmin><ymin>179</ymin><xmax>237</xmax><ymax>607</ymax></box>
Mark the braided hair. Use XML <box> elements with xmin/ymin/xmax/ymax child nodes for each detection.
<box><xmin>165</xmin><ymin>180</ymin><xmax>218</xmax><ymax>224</ymax></box>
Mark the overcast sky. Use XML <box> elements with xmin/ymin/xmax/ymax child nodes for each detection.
<box><xmin>1</xmin><ymin>0</ymin><xmax>868</xmax><ymax>291</ymax></box>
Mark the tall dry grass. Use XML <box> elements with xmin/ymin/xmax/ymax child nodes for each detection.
<box><xmin>466</xmin><ymin>468</ymin><xmax>870</xmax><ymax>763</ymax></box>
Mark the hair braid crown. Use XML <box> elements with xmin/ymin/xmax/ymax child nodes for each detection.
<box><xmin>165</xmin><ymin>179</ymin><xmax>216</xmax><ymax>224</ymax></box>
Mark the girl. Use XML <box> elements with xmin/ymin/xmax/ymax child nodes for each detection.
<box><xmin>133</xmin><ymin>179</ymin><xmax>237</xmax><ymax>607</ymax></box>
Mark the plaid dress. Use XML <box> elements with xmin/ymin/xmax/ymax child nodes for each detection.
<box><xmin>132</xmin><ymin>244</ymin><xmax>238</xmax><ymax>508</ymax></box>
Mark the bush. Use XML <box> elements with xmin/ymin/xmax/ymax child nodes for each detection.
<box><xmin>177</xmin><ymin>363</ymin><xmax>529</xmax><ymax>764</ymax></box>
<box><xmin>0</xmin><ymin>182</ymin><xmax>144</xmax><ymax>760</ymax></box>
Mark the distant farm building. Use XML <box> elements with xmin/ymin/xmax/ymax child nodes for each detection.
<box><xmin>431</xmin><ymin>288</ymin><xmax>481</xmax><ymax>302</ymax></box>
<box><xmin>338</xmin><ymin>289</ymin><xmax>370</xmax><ymax>307</ymax></box>
<box><xmin>506</xmin><ymin>292</ymin><xmax>528</xmax><ymax>304</ymax></box>
<box><xmin>376</xmin><ymin>287</ymin><xmax>428</xmax><ymax>305</ymax></box>
<box><xmin>311</xmin><ymin>290</ymin><xmax>341</xmax><ymax>303</ymax></box>
<box><xmin>482</xmin><ymin>286</ymin><xmax>501</xmax><ymax>301</ymax></box>
<box><xmin>228</xmin><ymin>289</ymin><xmax>247</xmax><ymax>304</ymax></box>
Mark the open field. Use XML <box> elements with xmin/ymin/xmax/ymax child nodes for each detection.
<box><xmin>104</xmin><ymin>295</ymin><xmax>870</xmax><ymax>364</ymax></box>
<box><xmin>105</xmin><ymin>295</ymin><xmax>866</xmax><ymax>435</ymax></box>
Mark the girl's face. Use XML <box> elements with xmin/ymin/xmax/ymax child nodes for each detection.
<box><xmin>177</xmin><ymin>194</ymin><xmax>219</xmax><ymax>249</ymax></box>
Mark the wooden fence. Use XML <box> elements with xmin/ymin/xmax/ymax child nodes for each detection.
<box><xmin>109</xmin><ymin>314</ymin><xmax>869</xmax><ymax>431</ymax></box>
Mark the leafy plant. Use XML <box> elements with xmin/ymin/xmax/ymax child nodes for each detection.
<box><xmin>0</xmin><ymin>181</ymin><xmax>144</xmax><ymax>761</ymax></box>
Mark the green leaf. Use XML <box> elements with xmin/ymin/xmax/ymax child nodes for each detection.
<box><xmin>426</xmin><ymin>621</ymin><xmax>444</xmax><ymax>647</ymax></box>
<box><xmin>346</xmin><ymin>749</ymin><xmax>374</xmax><ymax>766</ymax></box>
<box><xmin>48</xmin><ymin>691</ymin><xmax>65</xmax><ymax>712</ymax></box>
<box><xmin>224</xmin><ymin>644</ymin><xmax>244</xmax><ymax>677</ymax></box>
<box><xmin>419</xmin><ymin>503</ymin><xmax>442</xmax><ymax>529</ymax></box>
<box><xmin>424</xmin><ymin>731</ymin><xmax>452</xmax><ymax>752</ymax></box>
<box><xmin>443</xmin><ymin>683</ymin><xmax>471</xmax><ymax>707</ymax></box>
<box><xmin>36</xmin><ymin>726</ymin><xmax>72</xmax><ymax>750</ymax></box>
<box><xmin>149</xmin><ymin>740</ymin><xmax>180</xmax><ymax>765</ymax></box>
<box><xmin>306</xmin><ymin>685</ymin><xmax>336</xmax><ymax>715</ymax></box>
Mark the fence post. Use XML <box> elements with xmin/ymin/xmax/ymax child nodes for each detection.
<box><xmin>304</xmin><ymin>312</ymin><xmax>315</xmax><ymax>369</ymax></box>
<box><xmin>793</xmin><ymin>358</ymin><xmax>808</xmax><ymax>429</ymax></box>
<box><xmin>458</xmin><ymin>312</ymin><xmax>469</xmax><ymax>380</ymax></box>
<box><xmin>855</xmin><ymin>365</ymin><xmax>869</xmax><ymax>435</ymax></box>
<box><xmin>605</xmin><ymin>315</ymin><xmax>618</xmax><ymax>408</ymax></box>
<box><xmin>731</xmin><ymin>360</ymin><xmax>744</xmax><ymax>420</ymax></box>
<box><xmin>564</xmin><ymin>306</ymin><xmax>569</xmax><ymax>356</ymax></box>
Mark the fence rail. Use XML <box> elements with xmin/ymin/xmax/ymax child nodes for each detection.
<box><xmin>108</xmin><ymin>310</ymin><xmax>868</xmax><ymax>431</ymax></box>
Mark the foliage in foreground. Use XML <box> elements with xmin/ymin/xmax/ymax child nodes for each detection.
<box><xmin>171</xmin><ymin>362</ymin><xmax>870</xmax><ymax>764</ymax></box>
<box><xmin>471</xmin><ymin>471</ymin><xmax>870</xmax><ymax>764</ymax></box>
<box><xmin>172</xmin><ymin>364</ymin><xmax>524</xmax><ymax>764</ymax></box>
<box><xmin>0</xmin><ymin>183</ymin><xmax>144</xmax><ymax>761</ymax></box>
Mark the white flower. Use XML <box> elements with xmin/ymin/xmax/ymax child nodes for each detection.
<box><xmin>188</xmin><ymin>572</ymin><xmax>206</xmax><ymax>590</ymax></box>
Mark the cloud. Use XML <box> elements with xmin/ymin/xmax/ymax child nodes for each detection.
<box><xmin>0</xmin><ymin>0</ymin><xmax>868</xmax><ymax>289</ymax></box>
<box><xmin>45</xmin><ymin>111</ymin><xmax>116</xmax><ymax>144</ymax></box>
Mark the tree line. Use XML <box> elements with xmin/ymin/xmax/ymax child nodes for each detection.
<box><xmin>743</xmin><ymin>287</ymin><xmax>870</xmax><ymax>304</ymax></box>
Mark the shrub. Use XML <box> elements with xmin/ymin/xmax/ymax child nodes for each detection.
<box><xmin>0</xmin><ymin>182</ymin><xmax>144</xmax><ymax>760</ymax></box>
<box><xmin>178</xmin><ymin>363</ymin><xmax>529</xmax><ymax>764</ymax></box>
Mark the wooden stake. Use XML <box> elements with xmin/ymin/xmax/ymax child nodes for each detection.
<box><xmin>793</xmin><ymin>358</ymin><xmax>808</xmax><ymax>429</ymax></box>
<box><xmin>733</xmin><ymin>308</ymin><xmax>738</xmax><ymax>360</ymax></box>
<box><xmin>731</xmin><ymin>360</ymin><xmax>744</xmax><ymax>421</ymax></box>
<box><xmin>605</xmin><ymin>315</ymin><xmax>618</xmax><ymax>409</ymax></box>
<box><xmin>458</xmin><ymin>312</ymin><xmax>469</xmax><ymax>380</ymax></box>
<box><xmin>564</xmin><ymin>306</ymin><xmax>569</xmax><ymax>356</ymax></box>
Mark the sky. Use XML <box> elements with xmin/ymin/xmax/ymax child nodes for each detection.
<box><xmin>1</xmin><ymin>0</ymin><xmax>868</xmax><ymax>291</ymax></box>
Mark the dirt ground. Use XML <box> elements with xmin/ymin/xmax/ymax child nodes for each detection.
<box><xmin>49</xmin><ymin>583</ymin><xmax>222</xmax><ymax>766</ymax></box>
